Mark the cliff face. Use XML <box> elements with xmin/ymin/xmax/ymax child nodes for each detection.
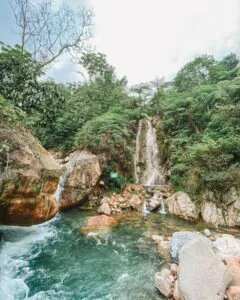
<box><xmin>0</xmin><ymin>100</ymin><xmax>61</xmax><ymax>226</ymax></box>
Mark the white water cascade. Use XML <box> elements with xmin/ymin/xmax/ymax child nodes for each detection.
<box><xmin>134</xmin><ymin>118</ymin><xmax>165</xmax><ymax>186</ymax></box>
<box><xmin>143</xmin><ymin>202</ymin><xmax>150</xmax><ymax>218</ymax></box>
<box><xmin>134</xmin><ymin>118</ymin><xmax>167</xmax><ymax>217</ymax></box>
<box><xmin>159</xmin><ymin>196</ymin><xmax>167</xmax><ymax>215</ymax></box>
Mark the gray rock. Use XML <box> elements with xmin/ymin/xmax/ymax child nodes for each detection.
<box><xmin>178</xmin><ymin>236</ymin><xmax>230</xmax><ymax>300</ymax></box>
<box><xmin>213</xmin><ymin>236</ymin><xmax>240</xmax><ymax>259</ymax></box>
<box><xmin>165</xmin><ymin>192</ymin><xmax>199</xmax><ymax>220</ymax></box>
<box><xmin>154</xmin><ymin>268</ymin><xmax>172</xmax><ymax>297</ymax></box>
<box><xmin>201</xmin><ymin>189</ymin><xmax>240</xmax><ymax>227</ymax></box>
<box><xmin>170</xmin><ymin>231</ymin><xmax>202</xmax><ymax>263</ymax></box>
<box><xmin>201</xmin><ymin>201</ymin><xmax>226</xmax><ymax>227</ymax></box>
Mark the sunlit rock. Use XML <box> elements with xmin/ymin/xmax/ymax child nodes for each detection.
<box><xmin>0</xmin><ymin>126</ymin><xmax>60</xmax><ymax>226</ymax></box>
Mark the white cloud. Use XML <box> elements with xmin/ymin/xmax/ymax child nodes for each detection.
<box><xmin>88</xmin><ymin>0</ymin><xmax>240</xmax><ymax>84</ymax></box>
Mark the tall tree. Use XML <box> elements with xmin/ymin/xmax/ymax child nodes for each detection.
<box><xmin>9</xmin><ymin>0</ymin><xmax>93</xmax><ymax>68</ymax></box>
<box><xmin>174</xmin><ymin>55</ymin><xmax>215</xmax><ymax>92</ymax></box>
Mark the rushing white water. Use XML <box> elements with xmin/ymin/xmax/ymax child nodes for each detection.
<box><xmin>134</xmin><ymin>118</ymin><xmax>165</xmax><ymax>186</ymax></box>
<box><xmin>159</xmin><ymin>196</ymin><xmax>167</xmax><ymax>215</ymax></box>
<box><xmin>55</xmin><ymin>175</ymin><xmax>65</xmax><ymax>202</ymax></box>
<box><xmin>0</xmin><ymin>218</ymin><xmax>58</xmax><ymax>300</ymax></box>
<box><xmin>143</xmin><ymin>202</ymin><xmax>150</xmax><ymax>218</ymax></box>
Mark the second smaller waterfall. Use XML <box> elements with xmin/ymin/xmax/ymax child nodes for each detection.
<box><xmin>159</xmin><ymin>196</ymin><xmax>167</xmax><ymax>215</ymax></box>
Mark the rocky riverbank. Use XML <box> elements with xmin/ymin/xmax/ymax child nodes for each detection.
<box><xmin>154</xmin><ymin>230</ymin><xmax>240</xmax><ymax>300</ymax></box>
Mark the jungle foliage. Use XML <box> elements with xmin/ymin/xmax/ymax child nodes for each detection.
<box><xmin>149</xmin><ymin>54</ymin><xmax>240</xmax><ymax>197</ymax></box>
<box><xmin>1</xmin><ymin>39</ymin><xmax>239</xmax><ymax>194</ymax></box>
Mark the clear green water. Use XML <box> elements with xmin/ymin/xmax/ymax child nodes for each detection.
<box><xmin>0</xmin><ymin>209</ymin><xmax>236</xmax><ymax>300</ymax></box>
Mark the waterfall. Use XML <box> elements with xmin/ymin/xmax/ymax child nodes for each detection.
<box><xmin>143</xmin><ymin>202</ymin><xmax>150</xmax><ymax>218</ymax></box>
<box><xmin>54</xmin><ymin>155</ymin><xmax>76</xmax><ymax>202</ymax></box>
<box><xmin>134</xmin><ymin>118</ymin><xmax>165</xmax><ymax>186</ymax></box>
<box><xmin>159</xmin><ymin>196</ymin><xmax>167</xmax><ymax>215</ymax></box>
<box><xmin>55</xmin><ymin>174</ymin><xmax>67</xmax><ymax>202</ymax></box>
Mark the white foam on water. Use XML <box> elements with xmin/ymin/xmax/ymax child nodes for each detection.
<box><xmin>117</xmin><ymin>273</ymin><xmax>130</xmax><ymax>283</ymax></box>
<box><xmin>0</xmin><ymin>218</ymin><xmax>58</xmax><ymax>300</ymax></box>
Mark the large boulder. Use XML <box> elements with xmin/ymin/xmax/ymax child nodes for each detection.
<box><xmin>0</xmin><ymin>118</ymin><xmax>60</xmax><ymax>226</ymax></box>
<box><xmin>169</xmin><ymin>231</ymin><xmax>202</xmax><ymax>263</ymax></box>
<box><xmin>58</xmin><ymin>151</ymin><xmax>103</xmax><ymax>209</ymax></box>
<box><xmin>201</xmin><ymin>189</ymin><xmax>240</xmax><ymax>227</ymax></box>
<box><xmin>165</xmin><ymin>192</ymin><xmax>199</xmax><ymax>221</ymax></box>
<box><xmin>178</xmin><ymin>236</ymin><xmax>230</xmax><ymax>300</ymax></box>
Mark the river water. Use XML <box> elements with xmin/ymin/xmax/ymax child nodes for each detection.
<box><xmin>0</xmin><ymin>208</ymin><xmax>229</xmax><ymax>300</ymax></box>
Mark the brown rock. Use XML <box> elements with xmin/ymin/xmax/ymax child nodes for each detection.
<box><xmin>81</xmin><ymin>215</ymin><xmax>117</xmax><ymax>234</ymax></box>
<box><xmin>226</xmin><ymin>257</ymin><xmax>240</xmax><ymax>286</ymax></box>
<box><xmin>59</xmin><ymin>151</ymin><xmax>103</xmax><ymax>209</ymax></box>
<box><xmin>97</xmin><ymin>202</ymin><xmax>112</xmax><ymax>216</ymax></box>
<box><xmin>0</xmin><ymin>122</ymin><xmax>60</xmax><ymax>226</ymax></box>
<box><xmin>129</xmin><ymin>194</ymin><xmax>142</xmax><ymax>210</ymax></box>
<box><xmin>170</xmin><ymin>263</ymin><xmax>178</xmax><ymax>277</ymax></box>
<box><xmin>125</xmin><ymin>184</ymin><xmax>144</xmax><ymax>193</ymax></box>
<box><xmin>173</xmin><ymin>280</ymin><xmax>183</xmax><ymax>300</ymax></box>
<box><xmin>226</xmin><ymin>286</ymin><xmax>240</xmax><ymax>300</ymax></box>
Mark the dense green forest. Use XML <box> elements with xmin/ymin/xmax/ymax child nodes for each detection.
<box><xmin>1</xmin><ymin>42</ymin><xmax>240</xmax><ymax>201</ymax></box>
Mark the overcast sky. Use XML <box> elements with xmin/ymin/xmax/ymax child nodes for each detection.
<box><xmin>0</xmin><ymin>0</ymin><xmax>240</xmax><ymax>85</ymax></box>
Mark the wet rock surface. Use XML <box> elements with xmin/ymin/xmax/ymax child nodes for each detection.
<box><xmin>81</xmin><ymin>215</ymin><xmax>117</xmax><ymax>234</ymax></box>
